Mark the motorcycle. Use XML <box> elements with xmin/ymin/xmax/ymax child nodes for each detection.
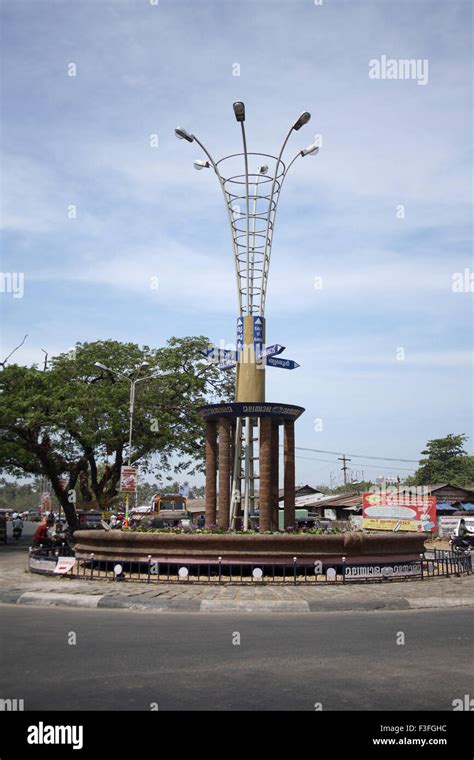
<box><xmin>450</xmin><ymin>535</ymin><xmax>471</xmax><ymax>555</ymax></box>
<box><xmin>12</xmin><ymin>525</ymin><xmax>23</xmax><ymax>541</ymax></box>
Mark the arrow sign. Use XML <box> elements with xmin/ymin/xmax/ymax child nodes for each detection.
<box><xmin>258</xmin><ymin>344</ymin><xmax>286</xmax><ymax>359</ymax></box>
<box><xmin>253</xmin><ymin>316</ymin><xmax>263</xmax><ymax>357</ymax></box>
<box><xmin>236</xmin><ymin>317</ymin><xmax>244</xmax><ymax>356</ymax></box>
<box><xmin>201</xmin><ymin>347</ymin><xmax>237</xmax><ymax>362</ymax></box>
<box><xmin>267</xmin><ymin>356</ymin><xmax>300</xmax><ymax>370</ymax></box>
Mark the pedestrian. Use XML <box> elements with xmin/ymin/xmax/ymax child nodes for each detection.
<box><xmin>32</xmin><ymin>516</ymin><xmax>55</xmax><ymax>547</ymax></box>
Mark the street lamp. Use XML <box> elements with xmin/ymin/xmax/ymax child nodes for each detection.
<box><xmin>175</xmin><ymin>127</ymin><xmax>194</xmax><ymax>142</ymax></box>
<box><xmin>292</xmin><ymin>111</ymin><xmax>311</xmax><ymax>131</ymax></box>
<box><xmin>233</xmin><ymin>101</ymin><xmax>246</xmax><ymax>122</ymax></box>
<box><xmin>94</xmin><ymin>362</ymin><xmax>172</xmax><ymax>523</ymax></box>
<box><xmin>174</xmin><ymin>102</ymin><xmax>318</xmax><ymax>530</ymax></box>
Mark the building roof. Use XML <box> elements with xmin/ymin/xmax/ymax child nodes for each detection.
<box><xmin>306</xmin><ymin>493</ymin><xmax>362</xmax><ymax>509</ymax></box>
<box><xmin>278</xmin><ymin>484</ymin><xmax>324</xmax><ymax>500</ymax></box>
<box><xmin>416</xmin><ymin>483</ymin><xmax>474</xmax><ymax>495</ymax></box>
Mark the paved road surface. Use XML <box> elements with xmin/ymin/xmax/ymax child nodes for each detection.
<box><xmin>0</xmin><ymin>605</ymin><xmax>471</xmax><ymax>711</ymax></box>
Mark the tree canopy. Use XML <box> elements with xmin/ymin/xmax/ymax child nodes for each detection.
<box><xmin>414</xmin><ymin>434</ymin><xmax>474</xmax><ymax>487</ymax></box>
<box><xmin>0</xmin><ymin>337</ymin><xmax>233</xmax><ymax>529</ymax></box>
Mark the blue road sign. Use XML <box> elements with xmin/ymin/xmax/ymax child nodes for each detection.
<box><xmin>258</xmin><ymin>343</ymin><xmax>286</xmax><ymax>359</ymax></box>
<box><xmin>266</xmin><ymin>356</ymin><xmax>300</xmax><ymax>370</ymax></box>
<box><xmin>217</xmin><ymin>361</ymin><xmax>237</xmax><ymax>370</ymax></box>
<box><xmin>237</xmin><ymin>317</ymin><xmax>244</xmax><ymax>356</ymax></box>
<box><xmin>253</xmin><ymin>316</ymin><xmax>263</xmax><ymax>357</ymax></box>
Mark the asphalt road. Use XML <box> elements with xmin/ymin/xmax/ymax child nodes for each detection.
<box><xmin>0</xmin><ymin>605</ymin><xmax>472</xmax><ymax>711</ymax></box>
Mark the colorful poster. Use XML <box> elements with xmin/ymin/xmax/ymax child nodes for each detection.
<box><xmin>120</xmin><ymin>466</ymin><xmax>137</xmax><ymax>493</ymax></box>
<box><xmin>362</xmin><ymin>492</ymin><xmax>436</xmax><ymax>532</ymax></box>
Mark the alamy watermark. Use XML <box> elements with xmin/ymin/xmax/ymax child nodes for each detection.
<box><xmin>0</xmin><ymin>272</ymin><xmax>24</xmax><ymax>298</ymax></box>
<box><xmin>369</xmin><ymin>55</ymin><xmax>429</xmax><ymax>86</ymax></box>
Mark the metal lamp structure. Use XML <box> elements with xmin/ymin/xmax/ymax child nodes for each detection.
<box><xmin>175</xmin><ymin>103</ymin><xmax>318</xmax><ymax>531</ymax></box>
<box><xmin>94</xmin><ymin>362</ymin><xmax>172</xmax><ymax>523</ymax></box>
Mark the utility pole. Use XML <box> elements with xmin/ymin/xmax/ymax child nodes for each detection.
<box><xmin>338</xmin><ymin>455</ymin><xmax>351</xmax><ymax>487</ymax></box>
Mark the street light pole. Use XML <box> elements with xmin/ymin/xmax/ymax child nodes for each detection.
<box><xmin>94</xmin><ymin>362</ymin><xmax>171</xmax><ymax>525</ymax></box>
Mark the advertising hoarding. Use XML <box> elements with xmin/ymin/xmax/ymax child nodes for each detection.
<box><xmin>120</xmin><ymin>466</ymin><xmax>137</xmax><ymax>493</ymax></box>
<box><xmin>362</xmin><ymin>492</ymin><xmax>436</xmax><ymax>532</ymax></box>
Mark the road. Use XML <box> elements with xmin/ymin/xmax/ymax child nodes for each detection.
<box><xmin>0</xmin><ymin>605</ymin><xmax>471</xmax><ymax>711</ymax></box>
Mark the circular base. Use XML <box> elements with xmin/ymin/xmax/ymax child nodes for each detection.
<box><xmin>73</xmin><ymin>530</ymin><xmax>427</xmax><ymax>564</ymax></box>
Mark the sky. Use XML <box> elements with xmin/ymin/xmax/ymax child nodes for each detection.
<box><xmin>0</xmin><ymin>0</ymin><xmax>472</xmax><ymax>488</ymax></box>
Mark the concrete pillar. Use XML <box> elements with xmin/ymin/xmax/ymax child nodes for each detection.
<box><xmin>205</xmin><ymin>421</ymin><xmax>217</xmax><ymax>528</ymax></box>
<box><xmin>236</xmin><ymin>315</ymin><xmax>265</xmax><ymax>402</ymax></box>
<box><xmin>259</xmin><ymin>416</ymin><xmax>272</xmax><ymax>532</ymax></box>
<box><xmin>284</xmin><ymin>419</ymin><xmax>296</xmax><ymax>530</ymax></box>
<box><xmin>218</xmin><ymin>417</ymin><xmax>231</xmax><ymax>530</ymax></box>
<box><xmin>271</xmin><ymin>422</ymin><xmax>280</xmax><ymax>531</ymax></box>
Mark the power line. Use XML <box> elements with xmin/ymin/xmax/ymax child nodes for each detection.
<box><xmin>294</xmin><ymin>446</ymin><xmax>419</xmax><ymax>464</ymax></box>
<box><xmin>288</xmin><ymin>452</ymin><xmax>416</xmax><ymax>473</ymax></box>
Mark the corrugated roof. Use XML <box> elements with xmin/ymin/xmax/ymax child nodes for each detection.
<box><xmin>305</xmin><ymin>493</ymin><xmax>362</xmax><ymax>509</ymax></box>
<box><xmin>278</xmin><ymin>484</ymin><xmax>324</xmax><ymax>499</ymax></box>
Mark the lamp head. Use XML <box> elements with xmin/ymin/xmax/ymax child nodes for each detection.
<box><xmin>174</xmin><ymin>127</ymin><xmax>194</xmax><ymax>142</ymax></box>
<box><xmin>193</xmin><ymin>160</ymin><xmax>210</xmax><ymax>170</ymax></box>
<box><xmin>257</xmin><ymin>164</ymin><xmax>269</xmax><ymax>174</ymax></box>
<box><xmin>300</xmin><ymin>143</ymin><xmax>319</xmax><ymax>157</ymax></box>
<box><xmin>292</xmin><ymin>111</ymin><xmax>311</xmax><ymax>131</ymax></box>
<box><xmin>94</xmin><ymin>362</ymin><xmax>108</xmax><ymax>371</ymax></box>
<box><xmin>233</xmin><ymin>101</ymin><xmax>246</xmax><ymax>122</ymax></box>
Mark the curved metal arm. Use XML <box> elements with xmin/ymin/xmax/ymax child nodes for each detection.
<box><xmin>239</xmin><ymin>122</ymin><xmax>251</xmax><ymax>315</ymax></box>
<box><xmin>192</xmin><ymin>134</ymin><xmax>243</xmax><ymax>315</ymax></box>
<box><xmin>259</xmin><ymin>126</ymin><xmax>294</xmax><ymax>315</ymax></box>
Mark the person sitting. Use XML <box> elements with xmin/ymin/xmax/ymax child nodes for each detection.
<box><xmin>32</xmin><ymin>517</ymin><xmax>54</xmax><ymax>547</ymax></box>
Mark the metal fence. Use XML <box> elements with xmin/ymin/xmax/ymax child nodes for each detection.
<box><xmin>29</xmin><ymin>546</ymin><xmax>472</xmax><ymax>585</ymax></box>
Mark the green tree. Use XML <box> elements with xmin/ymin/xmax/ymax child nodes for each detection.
<box><xmin>0</xmin><ymin>337</ymin><xmax>233</xmax><ymax>530</ymax></box>
<box><xmin>0</xmin><ymin>477</ymin><xmax>43</xmax><ymax>511</ymax></box>
<box><xmin>414</xmin><ymin>434</ymin><xmax>474</xmax><ymax>487</ymax></box>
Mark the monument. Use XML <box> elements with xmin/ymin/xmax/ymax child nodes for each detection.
<box><xmin>66</xmin><ymin>103</ymin><xmax>429</xmax><ymax>575</ymax></box>
<box><xmin>175</xmin><ymin>102</ymin><xmax>320</xmax><ymax>532</ymax></box>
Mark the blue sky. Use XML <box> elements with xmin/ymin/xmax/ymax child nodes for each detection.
<box><xmin>1</xmin><ymin>0</ymin><xmax>472</xmax><ymax>486</ymax></box>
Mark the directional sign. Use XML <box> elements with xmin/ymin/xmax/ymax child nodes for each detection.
<box><xmin>266</xmin><ymin>356</ymin><xmax>300</xmax><ymax>370</ymax></box>
<box><xmin>253</xmin><ymin>316</ymin><xmax>263</xmax><ymax>357</ymax></box>
<box><xmin>236</xmin><ymin>317</ymin><xmax>244</xmax><ymax>356</ymax></box>
<box><xmin>201</xmin><ymin>347</ymin><xmax>237</xmax><ymax>362</ymax></box>
<box><xmin>217</xmin><ymin>361</ymin><xmax>237</xmax><ymax>371</ymax></box>
<box><xmin>258</xmin><ymin>344</ymin><xmax>286</xmax><ymax>359</ymax></box>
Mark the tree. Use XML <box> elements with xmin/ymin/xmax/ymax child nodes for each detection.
<box><xmin>330</xmin><ymin>481</ymin><xmax>373</xmax><ymax>495</ymax></box>
<box><xmin>0</xmin><ymin>338</ymin><xmax>233</xmax><ymax>530</ymax></box>
<box><xmin>0</xmin><ymin>477</ymin><xmax>43</xmax><ymax>511</ymax></box>
<box><xmin>414</xmin><ymin>434</ymin><xmax>474</xmax><ymax>487</ymax></box>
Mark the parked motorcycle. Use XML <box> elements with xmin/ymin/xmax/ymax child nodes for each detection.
<box><xmin>450</xmin><ymin>535</ymin><xmax>471</xmax><ymax>555</ymax></box>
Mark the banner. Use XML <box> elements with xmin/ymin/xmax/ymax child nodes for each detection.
<box><xmin>120</xmin><ymin>466</ymin><xmax>137</xmax><ymax>493</ymax></box>
<box><xmin>362</xmin><ymin>492</ymin><xmax>436</xmax><ymax>532</ymax></box>
<box><xmin>438</xmin><ymin>515</ymin><xmax>474</xmax><ymax>537</ymax></box>
<box><xmin>54</xmin><ymin>557</ymin><xmax>77</xmax><ymax>574</ymax></box>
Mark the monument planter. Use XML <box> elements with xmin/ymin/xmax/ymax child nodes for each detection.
<box><xmin>73</xmin><ymin>530</ymin><xmax>427</xmax><ymax>564</ymax></box>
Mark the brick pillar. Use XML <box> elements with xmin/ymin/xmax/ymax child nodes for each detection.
<box><xmin>205</xmin><ymin>421</ymin><xmax>217</xmax><ymax>528</ymax></box>
<box><xmin>218</xmin><ymin>417</ymin><xmax>231</xmax><ymax>530</ymax></box>
<box><xmin>284</xmin><ymin>420</ymin><xmax>296</xmax><ymax>530</ymax></box>
<box><xmin>271</xmin><ymin>422</ymin><xmax>280</xmax><ymax>531</ymax></box>
<box><xmin>233</xmin><ymin>421</ymin><xmax>243</xmax><ymax>530</ymax></box>
<box><xmin>259</xmin><ymin>416</ymin><xmax>272</xmax><ymax>532</ymax></box>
